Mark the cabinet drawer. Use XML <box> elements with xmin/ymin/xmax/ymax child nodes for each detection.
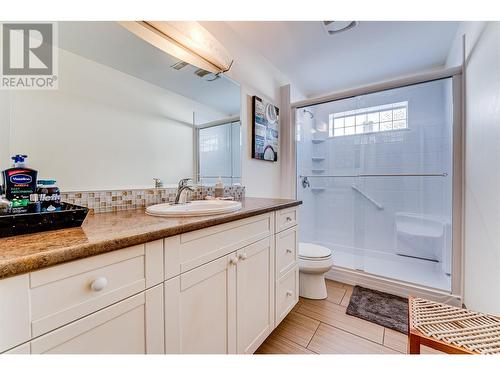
<box><xmin>31</xmin><ymin>292</ymin><xmax>147</xmax><ymax>354</ymax></box>
<box><xmin>275</xmin><ymin>266</ymin><xmax>299</xmax><ymax>325</ymax></box>
<box><xmin>30</xmin><ymin>244</ymin><xmax>146</xmax><ymax>337</ymax></box>
<box><xmin>165</xmin><ymin>213</ymin><xmax>274</xmax><ymax>278</ymax></box>
<box><xmin>275</xmin><ymin>226</ymin><xmax>298</xmax><ymax>279</ymax></box>
<box><xmin>275</xmin><ymin>207</ymin><xmax>298</xmax><ymax>233</ymax></box>
<box><xmin>30</xmin><ymin>285</ymin><xmax>164</xmax><ymax>354</ymax></box>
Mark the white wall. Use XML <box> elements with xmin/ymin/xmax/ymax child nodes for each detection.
<box><xmin>200</xmin><ymin>22</ymin><xmax>303</xmax><ymax>198</ymax></box>
<box><xmin>450</xmin><ymin>22</ymin><xmax>500</xmax><ymax>315</ymax></box>
<box><xmin>1</xmin><ymin>47</ymin><xmax>227</xmax><ymax>192</ymax></box>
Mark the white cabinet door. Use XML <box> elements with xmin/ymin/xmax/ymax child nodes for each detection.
<box><xmin>236</xmin><ymin>237</ymin><xmax>274</xmax><ymax>354</ymax></box>
<box><xmin>31</xmin><ymin>286</ymin><xmax>164</xmax><ymax>354</ymax></box>
<box><xmin>0</xmin><ymin>274</ymin><xmax>30</xmax><ymax>353</ymax></box>
<box><xmin>164</xmin><ymin>253</ymin><xmax>237</xmax><ymax>354</ymax></box>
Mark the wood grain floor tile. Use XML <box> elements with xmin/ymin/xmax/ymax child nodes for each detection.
<box><xmin>325</xmin><ymin>279</ymin><xmax>345</xmax><ymax>289</ymax></box>
<box><xmin>325</xmin><ymin>280</ymin><xmax>346</xmax><ymax>304</ymax></box>
<box><xmin>383</xmin><ymin>328</ymin><xmax>408</xmax><ymax>353</ymax></box>
<box><xmin>308</xmin><ymin>323</ymin><xmax>399</xmax><ymax>354</ymax></box>
<box><xmin>421</xmin><ymin>345</ymin><xmax>445</xmax><ymax>354</ymax></box>
<box><xmin>382</xmin><ymin>328</ymin><xmax>444</xmax><ymax>354</ymax></box>
<box><xmin>340</xmin><ymin>284</ymin><xmax>354</xmax><ymax>307</ymax></box>
<box><xmin>273</xmin><ymin>311</ymin><xmax>320</xmax><ymax>347</ymax></box>
<box><xmin>255</xmin><ymin>281</ymin><xmax>443</xmax><ymax>355</ymax></box>
<box><xmin>255</xmin><ymin>332</ymin><xmax>315</xmax><ymax>354</ymax></box>
<box><xmin>297</xmin><ymin>298</ymin><xmax>385</xmax><ymax>344</ymax></box>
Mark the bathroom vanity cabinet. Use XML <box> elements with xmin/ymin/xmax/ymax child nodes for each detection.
<box><xmin>0</xmin><ymin>206</ymin><xmax>299</xmax><ymax>354</ymax></box>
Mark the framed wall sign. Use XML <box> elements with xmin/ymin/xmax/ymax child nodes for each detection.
<box><xmin>252</xmin><ymin>96</ymin><xmax>279</xmax><ymax>162</ymax></box>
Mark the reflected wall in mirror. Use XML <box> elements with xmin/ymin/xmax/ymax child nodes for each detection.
<box><xmin>0</xmin><ymin>21</ymin><xmax>241</xmax><ymax>192</ymax></box>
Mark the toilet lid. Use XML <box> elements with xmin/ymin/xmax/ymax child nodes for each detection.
<box><xmin>299</xmin><ymin>243</ymin><xmax>332</xmax><ymax>260</ymax></box>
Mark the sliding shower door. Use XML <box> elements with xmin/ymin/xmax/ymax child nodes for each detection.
<box><xmin>197</xmin><ymin>121</ymin><xmax>241</xmax><ymax>185</ymax></box>
<box><xmin>296</xmin><ymin>78</ymin><xmax>455</xmax><ymax>292</ymax></box>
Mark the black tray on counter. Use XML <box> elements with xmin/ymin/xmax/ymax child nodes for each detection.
<box><xmin>0</xmin><ymin>202</ymin><xmax>89</xmax><ymax>238</ymax></box>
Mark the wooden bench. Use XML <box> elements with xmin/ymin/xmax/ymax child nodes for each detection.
<box><xmin>408</xmin><ymin>296</ymin><xmax>500</xmax><ymax>354</ymax></box>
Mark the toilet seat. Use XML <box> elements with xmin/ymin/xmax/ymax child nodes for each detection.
<box><xmin>299</xmin><ymin>243</ymin><xmax>332</xmax><ymax>261</ymax></box>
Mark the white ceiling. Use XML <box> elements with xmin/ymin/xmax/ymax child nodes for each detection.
<box><xmin>59</xmin><ymin>22</ymin><xmax>241</xmax><ymax>118</ymax></box>
<box><xmin>226</xmin><ymin>21</ymin><xmax>459</xmax><ymax>97</ymax></box>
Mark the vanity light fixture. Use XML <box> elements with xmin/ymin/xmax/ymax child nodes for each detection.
<box><xmin>323</xmin><ymin>21</ymin><xmax>358</xmax><ymax>35</ymax></box>
<box><xmin>119</xmin><ymin>21</ymin><xmax>233</xmax><ymax>74</ymax></box>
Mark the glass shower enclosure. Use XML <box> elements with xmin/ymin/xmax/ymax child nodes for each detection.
<box><xmin>197</xmin><ymin>120</ymin><xmax>242</xmax><ymax>185</ymax></box>
<box><xmin>296</xmin><ymin>78</ymin><xmax>456</xmax><ymax>292</ymax></box>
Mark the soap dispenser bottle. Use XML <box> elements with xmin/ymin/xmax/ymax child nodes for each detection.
<box><xmin>214</xmin><ymin>177</ymin><xmax>224</xmax><ymax>198</ymax></box>
<box><xmin>2</xmin><ymin>155</ymin><xmax>38</xmax><ymax>214</ymax></box>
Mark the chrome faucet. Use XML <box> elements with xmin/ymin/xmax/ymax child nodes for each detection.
<box><xmin>174</xmin><ymin>178</ymin><xmax>194</xmax><ymax>204</ymax></box>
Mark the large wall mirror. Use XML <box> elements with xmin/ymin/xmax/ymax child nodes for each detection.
<box><xmin>0</xmin><ymin>21</ymin><xmax>241</xmax><ymax>191</ymax></box>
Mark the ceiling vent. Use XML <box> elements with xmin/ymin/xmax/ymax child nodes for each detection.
<box><xmin>323</xmin><ymin>21</ymin><xmax>358</xmax><ymax>35</ymax></box>
<box><xmin>170</xmin><ymin>61</ymin><xmax>189</xmax><ymax>70</ymax></box>
<box><xmin>194</xmin><ymin>68</ymin><xmax>211</xmax><ymax>78</ymax></box>
<box><xmin>194</xmin><ymin>68</ymin><xmax>221</xmax><ymax>82</ymax></box>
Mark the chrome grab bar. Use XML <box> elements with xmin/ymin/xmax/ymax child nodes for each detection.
<box><xmin>351</xmin><ymin>185</ymin><xmax>384</xmax><ymax>210</ymax></box>
<box><xmin>299</xmin><ymin>172</ymin><xmax>448</xmax><ymax>178</ymax></box>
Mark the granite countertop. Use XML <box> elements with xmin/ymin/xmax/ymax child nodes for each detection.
<box><xmin>0</xmin><ymin>197</ymin><xmax>301</xmax><ymax>280</ymax></box>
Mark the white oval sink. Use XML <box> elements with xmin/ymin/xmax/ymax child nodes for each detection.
<box><xmin>146</xmin><ymin>200</ymin><xmax>242</xmax><ymax>217</ymax></box>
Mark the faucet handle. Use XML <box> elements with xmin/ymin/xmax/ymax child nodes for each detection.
<box><xmin>178</xmin><ymin>178</ymin><xmax>192</xmax><ymax>188</ymax></box>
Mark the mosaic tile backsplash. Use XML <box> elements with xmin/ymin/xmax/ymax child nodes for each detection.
<box><xmin>61</xmin><ymin>185</ymin><xmax>246</xmax><ymax>214</ymax></box>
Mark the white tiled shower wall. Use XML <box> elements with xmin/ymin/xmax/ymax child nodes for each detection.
<box><xmin>297</xmin><ymin>79</ymin><xmax>454</xmax><ymax>258</ymax></box>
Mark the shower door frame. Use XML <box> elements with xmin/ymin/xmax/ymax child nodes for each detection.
<box><xmin>194</xmin><ymin>115</ymin><xmax>241</xmax><ymax>185</ymax></box>
<box><xmin>291</xmin><ymin>66</ymin><xmax>464</xmax><ymax>301</ymax></box>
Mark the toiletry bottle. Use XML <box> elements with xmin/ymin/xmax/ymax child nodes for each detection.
<box><xmin>37</xmin><ymin>179</ymin><xmax>61</xmax><ymax>212</ymax></box>
<box><xmin>2</xmin><ymin>155</ymin><xmax>38</xmax><ymax>214</ymax></box>
<box><xmin>0</xmin><ymin>186</ymin><xmax>12</xmax><ymax>214</ymax></box>
<box><xmin>214</xmin><ymin>177</ymin><xmax>224</xmax><ymax>198</ymax></box>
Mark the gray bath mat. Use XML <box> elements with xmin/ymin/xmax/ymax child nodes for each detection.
<box><xmin>346</xmin><ymin>286</ymin><xmax>409</xmax><ymax>334</ymax></box>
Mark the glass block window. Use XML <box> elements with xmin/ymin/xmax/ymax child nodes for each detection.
<box><xmin>328</xmin><ymin>101</ymin><xmax>408</xmax><ymax>137</ymax></box>
<box><xmin>199</xmin><ymin>135</ymin><xmax>219</xmax><ymax>152</ymax></box>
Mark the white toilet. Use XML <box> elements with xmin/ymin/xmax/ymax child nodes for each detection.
<box><xmin>298</xmin><ymin>243</ymin><xmax>334</xmax><ymax>299</ymax></box>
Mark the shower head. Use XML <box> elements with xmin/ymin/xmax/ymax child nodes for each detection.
<box><xmin>303</xmin><ymin>109</ymin><xmax>314</xmax><ymax>119</ymax></box>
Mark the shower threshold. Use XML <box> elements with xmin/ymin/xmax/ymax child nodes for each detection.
<box><xmin>315</xmin><ymin>242</ymin><xmax>451</xmax><ymax>292</ymax></box>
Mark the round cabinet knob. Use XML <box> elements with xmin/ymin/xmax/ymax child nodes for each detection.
<box><xmin>286</xmin><ymin>216</ymin><xmax>292</xmax><ymax>222</ymax></box>
<box><xmin>239</xmin><ymin>253</ymin><xmax>248</xmax><ymax>261</ymax></box>
<box><xmin>230</xmin><ymin>256</ymin><xmax>239</xmax><ymax>265</ymax></box>
<box><xmin>286</xmin><ymin>290</ymin><xmax>293</xmax><ymax>297</ymax></box>
<box><xmin>90</xmin><ymin>277</ymin><xmax>108</xmax><ymax>292</ymax></box>
<box><xmin>286</xmin><ymin>248</ymin><xmax>292</xmax><ymax>254</ymax></box>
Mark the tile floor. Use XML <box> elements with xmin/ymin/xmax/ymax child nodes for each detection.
<box><xmin>256</xmin><ymin>280</ymin><xmax>443</xmax><ymax>354</ymax></box>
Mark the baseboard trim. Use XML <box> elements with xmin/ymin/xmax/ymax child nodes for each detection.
<box><xmin>326</xmin><ymin>266</ymin><xmax>462</xmax><ymax>307</ymax></box>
